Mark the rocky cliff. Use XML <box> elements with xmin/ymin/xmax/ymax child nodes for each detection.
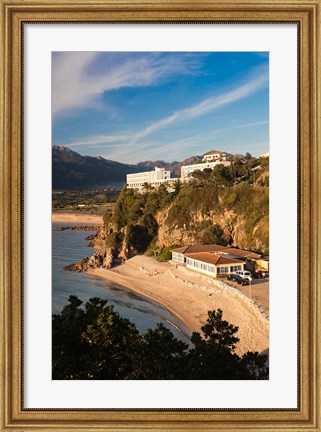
<box><xmin>70</xmin><ymin>173</ymin><xmax>269</xmax><ymax>272</ymax></box>
<box><xmin>157</xmin><ymin>208</ymin><xmax>268</xmax><ymax>253</ymax></box>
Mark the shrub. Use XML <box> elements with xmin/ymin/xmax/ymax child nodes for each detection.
<box><xmin>125</xmin><ymin>224</ymin><xmax>152</xmax><ymax>254</ymax></box>
<box><xmin>199</xmin><ymin>224</ymin><xmax>226</xmax><ymax>246</ymax></box>
<box><xmin>158</xmin><ymin>245</ymin><xmax>180</xmax><ymax>262</ymax></box>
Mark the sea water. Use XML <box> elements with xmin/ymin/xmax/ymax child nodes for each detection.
<box><xmin>52</xmin><ymin>223</ymin><xmax>190</xmax><ymax>343</ymax></box>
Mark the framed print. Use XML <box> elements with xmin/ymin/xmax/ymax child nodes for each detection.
<box><xmin>0</xmin><ymin>0</ymin><xmax>320</xmax><ymax>431</ymax></box>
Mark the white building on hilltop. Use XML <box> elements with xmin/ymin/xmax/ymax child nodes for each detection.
<box><xmin>126</xmin><ymin>151</ymin><xmax>232</xmax><ymax>190</ymax></box>
<box><xmin>127</xmin><ymin>167</ymin><xmax>180</xmax><ymax>191</ymax></box>
<box><xmin>203</xmin><ymin>150</ymin><xmax>230</xmax><ymax>162</ymax></box>
<box><xmin>181</xmin><ymin>160</ymin><xmax>231</xmax><ymax>180</ymax></box>
<box><xmin>260</xmin><ymin>151</ymin><xmax>269</xmax><ymax>158</ymax></box>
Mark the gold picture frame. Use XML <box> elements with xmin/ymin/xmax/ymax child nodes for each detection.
<box><xmin>0</xmin><ymin>1</ymin><xmax>320</xmax><ymax>430</ymax></box>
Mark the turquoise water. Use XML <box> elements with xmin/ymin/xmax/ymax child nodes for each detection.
<box><xmin>52</xmin><ymin>223</ymin><xmax>190</xmax><ymax>343</ymax></box>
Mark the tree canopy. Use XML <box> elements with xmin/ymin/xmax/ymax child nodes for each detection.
<box><xmin>53</xmin><ymin>296</ymin><xmax>268</xmax><ymax>380</ymax></box>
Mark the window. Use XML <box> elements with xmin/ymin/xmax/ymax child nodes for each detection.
<box><xmin>173</xmin><ymin>253</ymin><xmax>184</xmax><ymax>263</ymax></box>
<box><xmin>230</xmin><ymin>265</ymin><xmax>243</xmax><ymax>272</ymax></box>
<box><xmin>217</xmin><ymin>266</ymin><xmax>229</xmax><ymax>274</ymax></box>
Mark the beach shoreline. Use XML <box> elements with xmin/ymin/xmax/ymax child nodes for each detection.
<box><xmin>86</xmin><ymin>256</ymin><xmax>269</xmax><ymax>356</ymax></box>
<box><xmin>87</xmin><ymin>266</ymin><xmax>193</xmax><ymax>336</ymax></box>
<box><xmin>87</xmin><ymin>269</ymin><xmax>192</xmax><ymax>341</ymax></box>
<box><xmin>52</xmin><ymin>212</ymin><xmax>103</xmax><ymax>224</ymax></box>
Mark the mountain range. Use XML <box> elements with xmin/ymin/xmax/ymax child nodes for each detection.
<box><xmin>52</xmin><ymin>145</ymin><xmax>203</xmax><ymax>189</ymax></box>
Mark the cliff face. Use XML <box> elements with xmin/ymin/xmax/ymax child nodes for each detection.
<box><xmin>157</xmin><ymin>208</ymin><xmax>268</xmax><ymax>253</ymax></box>
<box><xmin>157</xmin><ymin>180</ymin><xmax>269</xmax><ymax>254</ymax></box>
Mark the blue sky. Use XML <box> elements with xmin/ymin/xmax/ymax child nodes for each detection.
<box><xmin>52</xmin><ymin>52</ymin><xmax>269</xmax><ymax>163</ymax></box>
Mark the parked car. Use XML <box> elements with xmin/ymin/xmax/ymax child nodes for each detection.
<box><xmin>235</xmin><ymin>270</ymin><xmax>252</xmax><ymax>281</ymax></box>
<box><xmin>227</xmin><ymin>274</ymin><xmax>239</xmax><ymax>282</ymax></box>
<box><xmin>227</xmin><ymin>274</ymin><xmax>250</xmax><ymax>286</ymax></box>
<box><xmin>234</xmin><ymin>275</ymin><xmax>250</xmax><ymax>286</ymax></box>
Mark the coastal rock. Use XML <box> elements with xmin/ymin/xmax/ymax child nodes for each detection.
<box><xmin>87</xmin><ymin>252</ymin><xmax>104</xmax><ymax>268</ymax></box>
<box><xmin>118</xmin><ymin>234</ymin><xmax>130</xmax><ymax>260</ymax></box>
<box><xmin>64</xmin><ymin>257</ymin><xmax>89</xmax><ymax>272</ymax></box>
<box><xmin>103</xmin><ymin>253</ymin><xmax>114</xmax><ymax>269</ymax></box>
<box><xmin>115</xmin><ymin>226</ymin><xmax>137</xmax><ymax>260</ymax></box>
<box><xmin>85</xmin><ymin>232</ymin><xmax>97</xmax><ymax>241</ymax></box>
<box><xmin>82</xmin><ymin>244</ymin><xmax>116</xmax><ymax>270</ymax></box>
<box><xmin>54</xmin><ymin>225</ymin><xmax>100</xmax><ymax>232</ymax></box>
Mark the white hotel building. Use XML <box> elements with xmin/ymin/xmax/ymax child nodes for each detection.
<box><xmin>180</xmin><ymin>160</ymin><xmax>231</xmax><ymax>180</ymax></box>
<box><xmin>126</xmin><ymin>151</ymin><xmax>231</xmax><ymax>190</ymax></box>
<box><xmin>126</xmin><ymin>167</ymin><xmax>180</xmax><ymax>191</ymax></box>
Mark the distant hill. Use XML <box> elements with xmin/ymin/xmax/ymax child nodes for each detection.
<box><xmin>52</xmin><ymin>146</ymin><xmax>144</xmax><ymax>189</ymax></box>
<box><xmin>52</xmin><ymin>145</ymin><xmax>247</xmax><ymax>190</ymax></box>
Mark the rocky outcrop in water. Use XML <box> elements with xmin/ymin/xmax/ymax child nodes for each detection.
<box><xmin>53</xmin><ymin>225</ymin><xmax>100</xmax><ymax>232</ymax></box>
<box><xmin>65</xmin><ymin>225</ymin><xmax>119</xmax><ymax>272</ymax></box>
<box><xmin>64</xmin><ymin>258</ymin><xmax>90</xmax><ymax>272</ymax></box>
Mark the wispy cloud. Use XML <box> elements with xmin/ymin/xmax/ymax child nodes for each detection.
<box><xmin>127</xmin><ymin>66</ymin><xmax>268</xmax><ymax>148</ymax></box>
<box><xmin>60</xmin><ymin>64</ymin><xmax>269</xmax><ymax>161</ymax></box>
<box><xmin>118</xmin><ymin>120</ymin><xmax>269</xmax><ymax>161</ymax></box>
<box><xmin>52</xmin><ymin>52</ymin><xmax>205</xmax><ymax>117</ymax></box>
<box><xmin>66</xmin><ymin>133</ymin><xmax>130</xmax><ymax>148</ymax></box>
<box><xmin>64</xmin><ymin>118</ymin><xmax>268</xmax><ymax>162</ymax></box>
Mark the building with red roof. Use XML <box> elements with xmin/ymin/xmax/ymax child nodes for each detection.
<box><xmin>170</xmin><ymin>243</ymin><xmax>263</xmax><ymax>277</ymax></box>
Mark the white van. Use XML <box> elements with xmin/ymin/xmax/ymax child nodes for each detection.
<box><xmin>235</xmin><ymin>270</ymin><xmax>252</xmax><ymax>281</ymax></box>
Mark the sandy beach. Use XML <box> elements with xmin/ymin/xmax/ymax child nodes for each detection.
<box><xmin>52</xmin><ymin>212</ymin><xmax>103</xmax><ymax>224</ymax></box>
<box><xmin>87</xmin><ymin>256</ymin><xmax>269</xmax><ymax>355</ymax></box>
